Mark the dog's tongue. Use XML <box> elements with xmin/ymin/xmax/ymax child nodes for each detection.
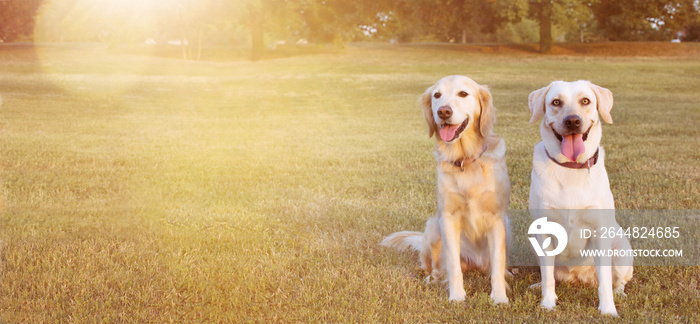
<box><xmin>440</xmin><ymin>124</ymin><xmax>459</xmax><ymax>142</ymax></box>
<box><xmin>561</xmin><ymin>134</ymin><xmax>585</xmax><ymax>162</ymax></box>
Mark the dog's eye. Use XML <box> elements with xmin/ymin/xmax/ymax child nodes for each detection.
<box><xmin>581</xmin><ymin>98</ymin><xmax>591</xmax><ymax>105</ymax></box>
<box><xmin>551</xmin><ymin>99</ymin><xmax>561</xmax><ymax>106</ymax></box>
<box><xmin>458</xmin><ymin>91</ymin><xmax>469</xmax><ymax>98</ymax></box>
<box><xmin>433</xmin><ymin>92</ymin><xmax>442</xmax><ymax>99</ymax></box>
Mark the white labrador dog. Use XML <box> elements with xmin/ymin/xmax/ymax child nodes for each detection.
<box><xmin>382</xmin><ymin>75</ymin><xmax>511</xmax><ymax>305</ymax></box>
<box><xmin>528</xmin><ymin>80</ymin><xmax>633</xmax><ymax>316</ymax></box>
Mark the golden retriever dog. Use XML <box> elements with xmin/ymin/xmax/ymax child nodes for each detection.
<box><xmin>527</xmin><ymin>80</ymin><xmax>633</xmax><ymax>316</ymax></box>
<box><xmin>382</xmin><ymin>75</ymin><xmax>511</xmax><ymax>304</ymax></box>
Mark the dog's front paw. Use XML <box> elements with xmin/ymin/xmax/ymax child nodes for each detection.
<box><xmin>541</xmin><ymin>297</ymin><xmax>557</xmax><ymax>311</ymax></box>
<box><xmin>613</xmin><ymin>285</ymin><xmax>627</xmax><ymax>297</ymax></box>
<box><xmin>490</xmin><ymin>293</ymin><xmax>509</xmax><ymax>305</ymax></box>
<box><xmin>598</xmin><ymin>303</ymin><xmax>618</xmax><ymax>317</ymax></box>
<box><xmin>448</xmin><ymin>288</ymin><xmax>467</xmax><ymax>302</ymax></box>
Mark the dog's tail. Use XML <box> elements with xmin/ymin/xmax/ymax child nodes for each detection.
<box><xmin>380</xmin><ymin>231</ymin><xmax>425</xmax><ymax>252</ymax></box>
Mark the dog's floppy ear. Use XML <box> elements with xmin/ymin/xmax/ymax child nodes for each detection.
<box><xmin>528</xmin><ymin>84</ymin><xmax>551</xmax><ymax>124</ymax></box>
<box><xmin>419</xmin><ymin>85</ymin><xmax>438</xmax><ymax>138</ymax></box>
<box><xmin>586</xmin><ymin>81</ymin><xmax>614</xmax><ymax>124</ymax></box>
<box><xmin>478</xmin><ymin>85</ymin><xmax>496</xmax><ymax>138</ymax></box>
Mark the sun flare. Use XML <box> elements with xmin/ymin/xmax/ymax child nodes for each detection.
<box><xmin>31</xmin><ymin>0</ymin><xmax>165</xmax><ymax>98</ymax></box>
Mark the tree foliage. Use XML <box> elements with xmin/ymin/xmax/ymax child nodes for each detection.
<box><xmin>299</xmin><ymin>0</ymin><xmax>370</xmax><ymax>44</ymax></box>
<box><xmin>2</xmin><ymin>0</ymin><xmax>699</xmax><ymax>59</ymax></box>
<box><xmin>592</xmin><ymin>0</ymin><xmax>699</xmax><ymax>41</ymax></box>
<box><xmin>34</xmin><ymin>0</ymin><xmax>159</xmax><ymax>43</ymax></box>
<box><xmin>526</xmin><ymin>0</ymin><xmax>600</xmax><ymax>53</ymax></box>
<box><xmin>383</xmin><ymin>0</ymin><xmax>522</xmax><ymax>43</ymax></box>
<box><xmin>0</xmin><ymin>0</ymin><xmax>43</xmax><ymax>42</ymax></box>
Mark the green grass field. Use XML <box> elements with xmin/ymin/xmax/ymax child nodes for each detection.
<box><xmin>0</xmin><ymin>43</ymin><xmax>698</xmax><ymax>322</ymax></box>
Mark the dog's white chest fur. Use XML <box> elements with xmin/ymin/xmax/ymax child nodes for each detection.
<box><xmin>529</xmin><ymin>142</ymin><xmax>614</xmax><ymax>210</ymax></box>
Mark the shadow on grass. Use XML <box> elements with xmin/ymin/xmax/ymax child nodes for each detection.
<box><xmin>353</xmin><ymin>41</ymin><xmax>700</xmax><ymax>57</ymax></box>
<box><xmin>113</xmin><ymin>43</ymin><xmax>344</xmax><ymax>62</ymax></box>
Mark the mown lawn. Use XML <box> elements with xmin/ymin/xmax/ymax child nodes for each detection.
<box><xmin>0</xmin><ymin>43</ymin><xmax>698</xmax><ymax>322</ymax></box>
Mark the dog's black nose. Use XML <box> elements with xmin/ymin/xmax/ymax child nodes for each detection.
<box><xmin>564</xmin><ymin>115</ymin><xmax>582</xmax><ymax>131</ymax></box>
<box><xmin>437</xmin><ymin>106</ymin><xmax>452</xmax><ymax>120</ymax></box>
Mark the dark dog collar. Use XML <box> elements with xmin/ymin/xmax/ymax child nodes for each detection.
<box><xmin>451</xmin><ymin>143</ymin><xmax>488</xmax><ymax>171</ymax></box>
<box><xmin>545</xmin><ymin>147</ymin><xmax>599</xmax><ymax>170</ymax></box>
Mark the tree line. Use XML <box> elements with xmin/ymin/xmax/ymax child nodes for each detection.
<box><xmin>1</xmin><ymin>0</ymin><xmax>699</xmax><ymax>59</ymax></box>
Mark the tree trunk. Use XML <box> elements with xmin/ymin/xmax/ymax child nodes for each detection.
<box><xmin>458</xmin><ymin>0</ymin><xmax>468</xmax><ymax>44</ymax></box>
<box><xmin>187</xmin><ymin>40</ymin><xmax>193</xmax><ymax>60</ymax></box>
<box><xmin>249</xmin><ymin>5</ymin><xmax>264</xmax><ymax>61</ymax></box>
<box><xmin>180</xmin><ymin>43</ymin><xmax>188</xmax><ymax>60</ymax></box>
<box><xmin>538</xmin><ymin>1</ymin><xmax>553</xmax><ymax>54</ymax></box>
<box><xmin>197</xmin><ymin>27</ymin><xmax>203</xmax><ymax>60</ymax></box>
<box><xmin>179</xmin><ymin>28</ymin><xmax>188</xmax><ymax>60</ymax></box>
<box><xmin>177</xmin><ymin>6</ymin><xmax>190</xmax><ymax>60</ymax></box>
